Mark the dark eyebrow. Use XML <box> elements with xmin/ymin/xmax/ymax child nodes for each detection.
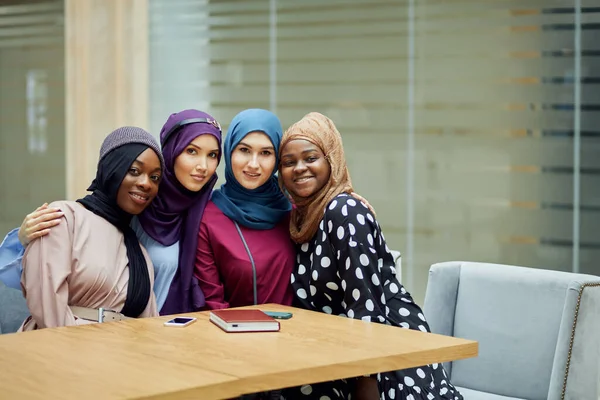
<box><xmin>187</xmin><ymin>143</ymin><xmax>220</xmax><ymax>153</ymax></box>
<box><xmin>238</xmin><ymin>141</ymin><xmax>274</xmax><ymax>151</ymax></box>
<box><xmin>282</xmin><ymin>148</ymin><xmax>319</xmax><ymax>158</ymax></box>
<box><xmin>132</xmin><ymin>159</ymin><xmax>162</xmax><ymax>173</ymax></box>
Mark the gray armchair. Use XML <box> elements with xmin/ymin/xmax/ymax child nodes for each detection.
<box><xmin>423</xmin><ymin>261</ymin><xmax>600</xmax><ymax>400</ymax></box>
<box><xmin>0</xmin><ymin>280</ymin><xmax>28</xmax><ymax>334</ymax></box>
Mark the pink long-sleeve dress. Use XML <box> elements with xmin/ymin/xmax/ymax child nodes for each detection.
<box><xmin>20</xmin><ymin>201</ymin><xmax>158</xmax><ymax>331</ymax></box>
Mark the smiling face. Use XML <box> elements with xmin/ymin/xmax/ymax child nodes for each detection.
<box><xmin>116</xmin><ymin>148</ymin><xmax>162</xmax><ymax>214</ymax></box>
<box><xmin>230</xmin><ymin>131</ymin><xmax>276</xmax><ymax>190</ymax></box>
<box><xmin>279</xmin><ymin>139</ymin><xmax>331</xmax><ymax>198</ymax></box>
<box><xmin>173</xmin><ymin>134</ymin><xmax>220</xmax><ymax>192</ymax></box>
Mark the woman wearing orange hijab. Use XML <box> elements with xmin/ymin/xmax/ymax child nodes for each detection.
<box><xmin>278</xmin><ymin>113</ymin><xmax>462</xmax><ymax>400</ymax></box>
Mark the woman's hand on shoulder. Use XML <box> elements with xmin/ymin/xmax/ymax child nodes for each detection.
<box><xmin>350</xmin><ymin>192</ymin><xmax>376</xmax><ymax>217</ymax></box>
<box><xmin>18</xmin><ymin>203</ymin><xmax>64</xmax><ymax>246</ymax></box>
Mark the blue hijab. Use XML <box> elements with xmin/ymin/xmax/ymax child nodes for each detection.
<box><xmin>212</xmin><ymin>109</ymin><xmax>291</xmax><ymax>229</ymax></box>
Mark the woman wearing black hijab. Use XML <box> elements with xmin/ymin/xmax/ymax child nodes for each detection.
<box><xmin>20</xmin><ymin>126</ymin><xmax>164</xmax><ymax>330</ymax></box>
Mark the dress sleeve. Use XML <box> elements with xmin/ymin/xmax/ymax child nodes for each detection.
<box><xmin>138</xmin><ymin>291</ymin><xmax>158</xmax><ymax>317</ymax></box>
<box><xmin>21</xmin><ymin>210</ymin><xmax>77</xmax><ymax>328</ymax></box>
<box><xmin>0</xmin><ymin>228</ymin><xmax>25</xmax><ymax>290</ymax></box>
<box><xmin>139</xmin><ymin>247</ymin><xmax>159</xmax><ymax>318</ymax></box>
<box><xmin>326</xmin><ymin>200</ymin><xmax>390</xmax><ymax>324</ymax></box>
<box><xmin>194</xmin><ymin>219</ymin><xmax>229</xmax><ymax>310</ymax></box>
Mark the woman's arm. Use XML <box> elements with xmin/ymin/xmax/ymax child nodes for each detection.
<box><xmin>0</xmin><ymin>205</ymin><xmax>63</xmax><ymax>289</ymax></box>
<box><xmin>19</xmin><ymin>203</ymin><xmax>64</xmax><ymax>246</ymax></box>
<box><xmin>139</xmin><ymin>287</ymin><xmax>159</xmax><ymax>317</ymax></box>
<box><xmin>138</xmin><ymin>247</ymin><xmax>159</xmax><ymax>317</ymax></box>
<box><xmin>0</xmin><ymin>228</ymin><xmax>25</xmax><ymax>289</ymax></box>
<box><xmin>194</xmin><ymin>220</ymin><xmax>230</xmax><ymax>310</ymax></box>
<box><xmin>21</xmin><ymin>209</ymin><xmax>77</xmax><ymax>328</ymax></box>
<box><xmin>326</xmin><ymin>199</ymin><xmax>394</xmax><ymax>399</ymax></box>
<box><xmin>326</xmin><ymin>198</ymin><xmax>393</xmax><ymax>323</ymax></box>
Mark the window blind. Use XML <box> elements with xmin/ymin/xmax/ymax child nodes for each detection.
<box><xmin>149</xmin><ymin>0</ymin><xmax>600</xmax><ymax>299</ymax></box>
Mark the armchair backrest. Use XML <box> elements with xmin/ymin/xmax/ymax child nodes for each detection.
<box><xmin>0</xmin><ymin>281</ymin><xmax>28</xmax><ymax>334</ymax></box>
<box><xmin>423</xmin><ymin>261</ymin><xmax>600</xmax><ymax>400</ymax></box>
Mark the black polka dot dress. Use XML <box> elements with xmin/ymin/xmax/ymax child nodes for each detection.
<box><xmin>283</xmin><ymin>194</ymin><xmax>463</xmax><ymax>400</ymax></box>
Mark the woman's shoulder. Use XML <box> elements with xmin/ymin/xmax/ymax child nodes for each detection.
<box><xmin>32</xmin><ymin>201</ymin><xmax>86</xmax><ymax>239</ymax></box>
<box><xmin>324</xmin><ymin>193</ymin><xmax>373</xmax><ymax>222</ymax></box>
<box><xmin>130</xmin><ymin>217</ymin><xmax>174</xmax><ymax>250</ymax></box>
<box><xmin>200</xmin><ymin>200</ymin><xmax>231</xmax><ymax>233</ymax></box>
<box><xmin>47</xmin><ymin>200</ymin><xmax>81</xmax><ymax>220</ymax></box>
<box><xmin>203</xmin><ymin>200</ymin><xmax>223</xmax><ymax>218</ymax></box>
<box><xmin>47</xmin><ymin>200</ymin><xmax>76</xmax><ymax>210</ymax></box>
<box><xmin>49</xmin><ymin>200</ymin><xmax>120</xmax><ymax>229</ymax></box>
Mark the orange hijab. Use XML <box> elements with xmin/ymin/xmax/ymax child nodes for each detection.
<box><xmin>279</xmin><ymin>112</ymin><xmax>353</xmax><ymax>243</ymax></box>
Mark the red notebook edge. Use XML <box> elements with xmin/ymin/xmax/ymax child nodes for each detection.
<box><xmin>209</xmin><ymin>309</ymin><xmax>280</xmax><ymax>333</ymax></box>
<box><xmin>211</xmin><ymin>309</ymin><xmax>276</xmax><ymax>323</ymax></box>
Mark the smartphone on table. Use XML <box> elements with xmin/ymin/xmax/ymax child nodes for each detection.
<box><xmin>164</xmin><ymin>317</ymin><xmax>197</xmax><ymax>327</ymax></box>
<box><xmin>264</xmin><ymin>311</ymin><xmax>293</xmax><ymax>320</ymax></box>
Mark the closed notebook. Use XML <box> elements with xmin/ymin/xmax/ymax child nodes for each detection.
<box><xmin>209</xmin><ymin>309</ymin><xmax>280</xmax><ymax>333</ymax></box>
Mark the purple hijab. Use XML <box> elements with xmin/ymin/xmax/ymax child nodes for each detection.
<box><xmin>138</xmin><ymin>109</ymin><xmax>222</xmax><ymax>315</ymax></box>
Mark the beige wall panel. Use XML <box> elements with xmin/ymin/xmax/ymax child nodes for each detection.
<box><xmin>65</xmin><ymin>0</ymin><xmax>148</xmax><ymax>199</ymax></box>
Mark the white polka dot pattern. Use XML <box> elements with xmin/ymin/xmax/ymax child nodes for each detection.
<box><xmin>355</xmin><ymin>267</ymin><xmax>363</xmax><ymax>279</ymax></box>
<box><xmin>287</xmin><ymin>194</ymin><xmax>462</xmax><ymax>400</ymax></box>
<box><xmin>359</xmin><ymin>254</ymin><xmax>370</xmax><ymax>266</ymax></box>
<box><xmin>372</xmin><ymin>273</ymin><xmax>380</xmax><ymax>285</ymax></box>
<box><xmin>300</xmin><ymin>384</ymin><xmax>312</xmax><ymax>395</ymax></box>
<box><xmin>298</xmin><ymin>264</ymin><xmax>306</xmax><ymax>275</ymax></box>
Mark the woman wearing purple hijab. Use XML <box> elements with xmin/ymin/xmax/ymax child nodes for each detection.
<box><xmin>136</xmin><ymin>109</ymin><xmax>222</xmax><ymax>313</ymax></box>
<box><xmin>1</xmin><ymin>109</ymin><xmax>223</xmax><ymax>315</ymax></box>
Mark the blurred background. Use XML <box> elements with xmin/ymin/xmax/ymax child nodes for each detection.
<box><xmin>1</xmin><ymin>0</ymin><xmax>599</xmax><ymax>302</ymax></box>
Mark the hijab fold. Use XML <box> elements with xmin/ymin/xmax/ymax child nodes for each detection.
<box><xmin>77</xmin><ymin>143</ymin><xmax>153</xmax><ymax>318</ymax></box>
<box><xmin>138</xmin><ymin>109</ymin><xmax>222</xmax><ymax>315</ymax></box>
<box><xmin>279</xmin><ymin>112</ymin><xmax>353</xmax><ymax>244</ymax></box>
<box><xmin>212</xmin><ymin>109</ymin><xmax>291</xmax><ymax>230</ymax></box>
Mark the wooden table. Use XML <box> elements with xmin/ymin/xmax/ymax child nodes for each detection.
<box><xmin>0</xmin><ymin>304</ymin><xmax>477</xmax><ymax>399</ymax></box>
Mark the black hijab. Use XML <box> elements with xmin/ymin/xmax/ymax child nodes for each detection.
<box><xmin>77</xmin><ymin>143</ymin><xmax>153</xmax><ymax>318</ymax></box>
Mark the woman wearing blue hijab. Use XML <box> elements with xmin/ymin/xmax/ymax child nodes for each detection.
<box><xmin>211</xmin><ymin>109</ymin><xmax>291</xmax><ymax>229</ymax></box>
<box><xmin>194</xmin><ymin>109</ymin><xmax>295</xmax><ymax>310</ymax></box>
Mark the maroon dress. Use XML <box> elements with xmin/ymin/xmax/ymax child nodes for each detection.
<box><xmin>194</xmin><ymin>200</ymin><xmax>295</xmax><ymax>309</ymax></box>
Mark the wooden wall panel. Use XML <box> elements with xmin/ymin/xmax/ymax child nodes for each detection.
<box><xmin>65</xmin><ymin>0</ymin><xmax>149</xmax><ymax>199</ymax></box>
